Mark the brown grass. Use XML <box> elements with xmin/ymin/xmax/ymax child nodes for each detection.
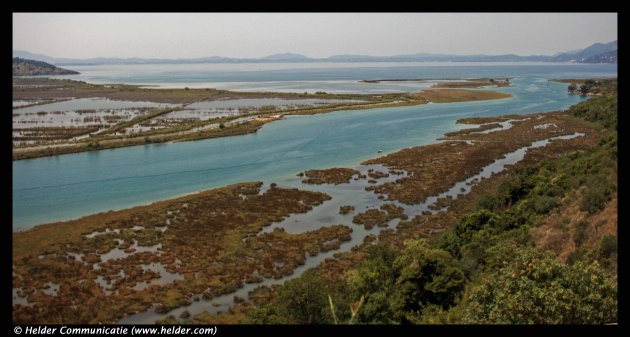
<box><xmin>364</xmin><ymin>112</ymin><xmax>600</xmax><ymax>205</ymax></box>
<box><xmin>302</xmin><ymin>168</ymin><xmax>360</xmax><ymax>185</ymax></box>
<box><xmin>414</xmin><ymin>89</ymin><xmax>511</xmax><ymax>103</ymax></box>
<box><xmin>531</xmin><ymin>193</ymin><xmax>617</xmax><ymax>263</ymax></box>
<box><xmin>432</xmin><ymin>78</ymin><xmax>511</xmax><ymax>88</ymax></box>
<box><xmin>13</xmin><ymin>182</ymin><xmax>359</xmax><ymax>324</ymax></box>
<box><xmin>352</xmin><ymin>204</ymin><xmax>407</xmax><ymax>230</ymax></box>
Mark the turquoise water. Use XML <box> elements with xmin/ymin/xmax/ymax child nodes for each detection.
<box><xmin>55</xmin><ymin>62</ymin><xmax>617</xmax><ymax>93</ymax></box>
<box><xmin>14</xmin><ymin>64</ymin><xmax>616</xmax><ymax>230</ymax></box>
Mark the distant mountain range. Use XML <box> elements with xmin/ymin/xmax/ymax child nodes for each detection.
<box><xmin>551</xmin><ymin>40</ymin><xmax>617</xmax><ymax>63</ymax></box>
<box><xmin>582</xmin><ymin>50</ymin><xmax>617</xmax><ymax>64</ymax></box>
<box><xmin>13</xmin><ymin>40</ymin><xmax>616</xmax><ymax>66</ymax></box>
<box><xmin>12</xmin><ymin>57</ymin><xmax>79</xmax><ymax>76</ymax></box>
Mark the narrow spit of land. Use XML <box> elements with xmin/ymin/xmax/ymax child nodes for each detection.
<box><xmin>13</xmin><ymin>106</ymin><xmax>603</xmax><ymax>324</ymax></box>
<box><xmin>360</xmin><ymin>77</ymin><xmax>511</xmax><ymax>88</ymax></box>
<box><xmin>12</xmin><ymin>78</ymin><xmax>511</xmax><ymax>160</ymax></box>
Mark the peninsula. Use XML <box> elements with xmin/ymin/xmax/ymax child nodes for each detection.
<box><xmin>12</xmin><ymin>78</ymin><xmax>510</xmax><ymax>160</ymax></box>
<box><xmin>13</xmin><ymin>57</ymin><xmax>79</xmax><ymax>76</ymax></box>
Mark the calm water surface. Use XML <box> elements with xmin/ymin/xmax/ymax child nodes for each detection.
<box><xmin>53</xmin><ymin>62</ymin><xmax>616</xmax><ymax>93</ymax></box>
<box><xmin>14</xmin><ymin>63</ymin><xmax>616</xmax><ymax>230</ymax></box>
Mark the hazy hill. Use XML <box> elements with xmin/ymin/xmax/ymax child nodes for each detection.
<box><xmin>581</xmin><ymin>50</ymin><xmax>617</xmax><ymax>64</ymax></box>
<box><xmin>553</xmin><ymin>40</ymin><xmax>617</xmax><ymax>62</ymax></box>
<box><xmin>259</xmin><ymin>53</ymin><xmax>311</xmax><ymax>61</ymax></box>
<box><xmin>13</xmin><ymin>40</ymin><xmax>617</xmax><ymax>65</ymax></box>
<box><xmin>13</xmin><ymin>57</ymin><xmax>79</xmax><ymax>76</ymax></box>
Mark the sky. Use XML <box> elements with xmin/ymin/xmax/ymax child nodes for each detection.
<box><xmin>13</xmin><ymin>13</ymin><xmax>617</xmax><ymax>59</ymax></box>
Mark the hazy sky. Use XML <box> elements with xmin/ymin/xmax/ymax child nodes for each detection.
<box><xmin>13</xmin><ymin>13</ymin><xmax>617</xmax><ymax>59</ymax></box>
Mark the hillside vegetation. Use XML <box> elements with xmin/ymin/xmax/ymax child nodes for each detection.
<box><xmin>13</xmin><ymin>57</ymin><xmax>79</xmax><ymax>76</ymax></box>
<box><xmin>244</xmin><ymin>85</ymin><xmax>618</xmax><ymax>324</ymax></box>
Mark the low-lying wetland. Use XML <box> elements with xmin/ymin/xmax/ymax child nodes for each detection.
<box><xmin>13</xmin><ymin>106</ymin><xmax>603</xmax><ymax>323</ymax></box>
<box><xmin>13</xmin><ymin>77</ymin><xmax>512</xmax><ymax>160</ymax></box>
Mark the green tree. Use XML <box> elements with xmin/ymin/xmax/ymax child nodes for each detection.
<box><xmin>475</xmin><ymin>194</ymin><xmax>502</xmax><ymax>211</ymax></box>
<box><xmin>345</xmin><ymin>243</ymin><xmax>398</xmax><ymax>323</ymax></box>
<box><xmin>345</xmin><ymin>240</ymin><xmax>465</xmax><ymax>323</ymax></box>
<box><xmin>580</xmin><ymin>174</ymin><xmax>614</xmax><ymax>214</ymax></box>
<box><xmin>243</xmin><ymin>272</ymin><xmax>333</xmax><ymax>324</ymax></box>
<box><xmin>454</xmin><ymin>209</ymin><xmax>495</xmax><ymax>242</ymax></box>
<box><xmin>599</xmin><ymin>235</ymin><xmax>617</xmax><ymax>259</ymax></box>
<box><xmin>391</xmin><ymin>239</ymin><xmax>465</xmax><ymax>323</ymax></box>
<box><xmin>242</xmin><ymin>304</ymin><xmax>289</xmax><ymax>324</ymax></box>
<box><xmin>463</xmin><ymin>250</ymin><xmax>617</xmax><ymax>324</ymax></box>
<box><xmin>274</xmin><ymin>272</ymin><xmax>331</xmax><ymax>324</ymax></box>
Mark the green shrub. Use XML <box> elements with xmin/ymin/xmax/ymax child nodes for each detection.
<box><xmin>275</xmin><ymin>273</ymin><xmax>332</xmax><ymax>324</ymax></box>
<box><xmin>454</xmin><ymin>210</ymin><xmax>494</xmax><ymax>241</ymax></box>
<box><xmin>569</xmin><ymin>93</ymin><xmax>617</xmax><ymax>130</ymax></box>
<box><xmin>434</xmin><ymin>232</ymin><xmax>462</xmax><ymax>259</ymax></box>
<box><xmin>475</xmin><ymin>195</ymin><xmax>502</xmax><ymax>211</ymax></box>
<box><xmin>463</xmin><ymin>250</ymin><xmax>617</xmax><ymax>324</ymax></box>
<box><xmin>573</xmin><ymin>220</ymin><xmax>589</xmax><ymax>246</ymax></box>
<box><xmin>566</xmin><ymin>246</ymin><xmax>587</xmax><ymax>265</ymax></box>
<box><xmin>242</xmin><ymin>304</ymin><xmax>288</xmax><ymax>324</ymax></box>
<box><xmin>599</xmin><ymin>235</ymin><xmax>617</xmax><ymax>259</ymax></box>
<box><xmin>390</xmin><ymin>239</ymin><xmax>465</xmax><ymax>322</ymax></box>
<box><xmin>580</xmin><ymin>175</ymin><xmax>614</xmax><ymax>214</ymax></box>
<box><xmin>345</xmin><ymin>240</ymin><xmax>465</xmax><ymax>324</ymax></box>
<box><xmin>531</xmin><ymin>195</ymin><xmax>558</xmax><ymax>214</ymax></box>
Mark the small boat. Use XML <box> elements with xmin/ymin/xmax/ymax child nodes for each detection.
<box><xmin>377</xmin><ymin>149</ymin><xmax>383</xmax><ymax>153</ymax></box>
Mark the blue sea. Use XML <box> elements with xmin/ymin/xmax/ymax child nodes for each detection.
<box><xmin>54</xmin><ymin>61</ymin><xmax>616</xmax><ymax>93</ymax></box>
<box><xmin>14</xmin><ymin>62</ymin><xmax>617</xmax><ymax>230</ymax></box>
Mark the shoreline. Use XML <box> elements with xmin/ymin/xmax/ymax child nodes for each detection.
<box><xmin>12</xmin><ymin>78</ymin><xmax>511</xmax><ymax>161</ymax></box>
<box><xmin>360</xmin><ymin>77</ymin><xmax>512</xmax><ymax>88</ymax></box>
<box><xmin>13</xmin><ymin>107</ymin><xmax>604</xmax><ymax>324</ymax></box>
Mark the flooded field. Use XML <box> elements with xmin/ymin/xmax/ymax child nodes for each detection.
<box><xmin>12</xmin><ymin>88</ymin><xmax>369</xmax><ymax>148</ymax></box>
<box><xmin>12</xmin><ymin>98</ymin><xmax>179</xmax><ymax>144</ymax></box>
<box><xmin>158</xmin><ymin>98</ymin><xmax>361</xmax><ymax>121</ymax></box>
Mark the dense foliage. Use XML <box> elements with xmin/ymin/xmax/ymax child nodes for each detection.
<box><xmin>462</xmin><ymin>251</ymin><xmax>617</xmax><ymax>323</ymax></box>
<box><xmin>569</xmin><ymin>93</ymin><xmax>617</xmax><ymax>130</ymax></box>
<box><xmin>246</xmin><ymin>241</ymin><xmax>466</xmax><ymax>324</ymax></box>
<box><xmin>567</xmin><ymin>79</ymin><xmax>617</xmax><ymax>97</ymax></box>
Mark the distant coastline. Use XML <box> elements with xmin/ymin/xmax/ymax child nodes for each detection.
<box><xmin>13</xmin><ymin>40</ymin><xmax>617</xmax><ymax>65</ymax></box>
